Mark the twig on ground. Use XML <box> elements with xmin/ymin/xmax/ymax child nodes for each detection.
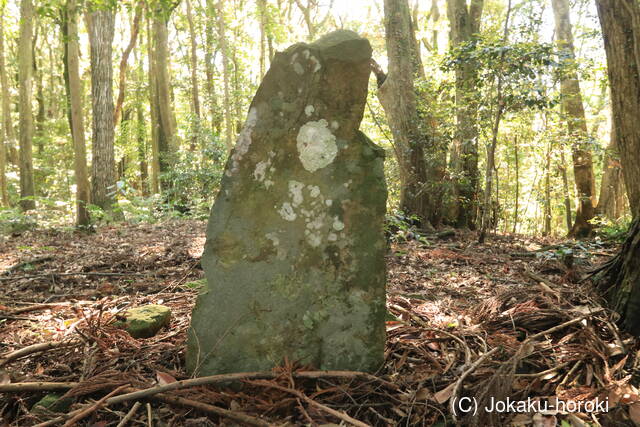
<box><xmin>106</xmin><ymin>370</ymin><xmax>395</xmax><ymax>406</ymax></box>
<box><xmin>0</xmin><ymin>382</ymin><xmax>78</xmax><ymax>392</ymax></box>
<box><xmin>63</xmin><ymin>384</ymin><xmax>130</xmax><ymax>427</ymax></box>
<box><xmin>0</xmin><ymin>271</ymin><xmax>150</xmax><ymax>281</ymax></box>
<box><xmin>0</xmin><ymin>340</ymin><xmax>80</xmax><ymax>368</ymax></box>
<box><xmin>450</xmin><ymin>347</ymin><xmax>499</xmax><ymax>421</ymax></box>
<box><xmin>251</xmin><ymin>380</ymin><xmax>369</xmax><ymax>427</ymax></box>
<box><xmin>116</xmin><ymin>401</ymin><xmax>141</xmax><ymax>427</ymax></box>
<box><xmin>152</xmin><ymin>391</ymin><xmax>270</xmax><ymax>427</ymax></box>
<box><xmin>146</xmin><ymin>402</ymin><xmax>152</xmax><ymax>427</ymax></box>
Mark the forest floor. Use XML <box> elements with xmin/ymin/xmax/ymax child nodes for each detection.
<box><xmin>0</xmin><ymin>220</ymin><xmax>637</xmax><ymax>426</ymax></box>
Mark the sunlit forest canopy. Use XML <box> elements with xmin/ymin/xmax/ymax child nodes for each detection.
<box><xmin>0</xmin><ymin>0</ymin><xmax>624</xmax><ymax>238</ymax></box>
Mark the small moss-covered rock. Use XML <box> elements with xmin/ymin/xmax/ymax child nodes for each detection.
<box><xmin>118</xmin><ymin>304</ymin><xmax>171</xmax><ymax>338</ymax></box>
<box><xmin>32</xmin><ymin>394</ymin><xmax>72</xmax><ymax>413</ymax></box>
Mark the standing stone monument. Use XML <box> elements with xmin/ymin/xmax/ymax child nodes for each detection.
<box><xmin>186</xmin><ymin>30</ymin><xmax>387</xmax><ymax>375</ymax></box>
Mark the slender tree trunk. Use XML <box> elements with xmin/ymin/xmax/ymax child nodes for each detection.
<box><xmin>513</xmin><ymin>136</ymin><xmax>519</xmax><ymax>233</ymax></box>
<box><xmin>18</xmin><ymin>0</ymin><xmax>35</xmax><ymax>211</ymax></box>
<box><xmin>0</xmin><ymin>5</ymin><xmax>10</xmax><ymax>207</ymax></box>
<box><xmin>258</xmin><ymin>0</ymin><xmax>267</xmax><ymax>79</ymax></box>
<box><xmin>185</xmin><ymin>0</ymin><xmax>200</xmax><ymax>151</ymax></box>
<box><xmin>447</xmin><ymin>0</ymin><xmax>484</xmax><ymax>229</ymax></box>
<box><xmin>114</xmin><ymin>1</ymin><xmax>142</xmax><ymax>126</ymax></box>
<box><xmin>375</xmin><ymin>0</ymin><xmax>433</xmax><ymax>228</ymax></box>
<box><xmin>216</xmin><ymin>0</ymin><xmax>233</xmax><ymax>149</ymax></box>
<box><xmin>151</xmin><ymin>8</ymin><xmax>176</xmax><ymax>182</ymax></box>
<box><xmin>560</xmin><ymin>149</ymin><xmax>573</xmax><ymax>232</ymax></box>
<box><xmin>543</xmin><ymin>139</ymin><xmax>552</xmax><ymax>235</ymax></box>
<box><xmin>147</xmin><ymin>16</ymin><xmax>160</xmax><ymax>194</ymax></box>
<box><xmin>204</xmin><ymin>0</ymin><xmax>221</xmax><ymax>135</ymax></box>
<box><xmin>63</xmin><ymin>0</ymin><xmax>91</xmax><ymax>226</ymax></box>
<box><xmin>88</xmin><ymin>3</ymin><xmax>117</xmax><ymax>211</ymax></box>
<box><xmin>551</xmin><ymin>0</ymin><xmax>596</xmax><ymax>237</ymax></box>
<box><xmin>596</xmin><ymin>123</ymin><xmax>624</xmax><ymax>220</ymax></box>
<box><xmin>0</xmin><ymin>5</ymin><xmax>15</xmax><ymax>171</ymax></box>
<box><xmin>478</xmin><ymin>0</ymin><xmax>511</xmax><ymax>243</ymax></box>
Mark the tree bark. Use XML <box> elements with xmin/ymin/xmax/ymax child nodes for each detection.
<box><xmin>376</xmin><ymin>0</ymin><xmax>433</xmax><ymax>228</ymax></box>
<box><xmin>592</xmin><ymin>0</ymin><xmax>640</xmax><ymax>336</ymax></box>
<box><xmin>151</xmin><ymin>5</ymin><xmax>176</xmax><ymax>184</ymax></box>
<box><xmin>147</xmin><ymin>15</ymin><xmax>160</xmax><ymax>194</ymax></box>
<box><xmin>63</xmin><ymin>0</ymin><xmax>91</xmax><ymax>226</ymax></box>
<box><xmin>216</xmin><ymin>0</ymin><xmax>233</xmax><ymax>149</ymax></box>
<box><xmin>446</xmin><ymin>0</ymin><xmax>483</xmax><ymax>229</ymax></box>
<box><xmin>0</xmin><ymin>5</ymin><xmax>10</xmax><ymax>206</ymax></box>
<box><xmin>0</xmin><ymin>6</ymin><xmax>15</xmax><ymax>170</ymax></box>
<box><xmin>204</xmin><ymin>0</ymin><xmax>221</xmax><ymax>135</ymax></box>
<box><xmin>551</xmin><ymin>0</ymin><xmax>596</xmax><ymax>238</ymax></box>
<box><xmin>596</xmin><ymin>123</ymin><xmax>625</xmax><ymax>220</ymax></box>
<box><xmin>88</xmin><ymin>3</ymin><xmax>117</xmax><ymax>211</ymax></box>
<box><xmin>513</xmin><ymin>136</ymin><xmax>519</xmax><ymax>233</ymax></box>
<box><xmin>17</xmin><ymin>0</ymin><xmax>35</xmax><ymax>211</ymax></box>
<box><xmin>114</xmin><ymin>1</ymin><xmax>142</xmax><ymax>126</ymax></box>
<box><xmin>185</xmin><ymin>0</ymin><xmax>200</xmax><ymax>151</ymax></box>
<box><xmin>595</xmin><ymin>0</ymin><xmax>640</xmax><ymax>217</ymax></box>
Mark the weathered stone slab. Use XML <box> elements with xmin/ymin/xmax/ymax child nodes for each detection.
<box><xmin>186</xmin><ymin>30</ymin><xmax>387</xmax><ymax>375</ymax></box>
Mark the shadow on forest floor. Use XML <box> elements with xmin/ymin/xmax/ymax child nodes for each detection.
<box><xmin>0</xmin><ymin>220</ymin><xmax>637</xmax><ymax>426</ymax></box>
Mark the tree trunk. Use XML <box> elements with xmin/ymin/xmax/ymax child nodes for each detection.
<box><xmin>88</xmin><ymin>3</ymin><xmax>117</xmax><ymax>211</ymax></box>
<box><xmin>446</xmin><ymin>0</ymin><xmax>483</xmax><ymax>229</ymax></box>
<box><xmin>114</xmin><ymin>1</ymin><xmax>142</xmax><ymax>126</ymax></box>
<box><xmin>216</xmin><ymin>0</ymin><xmax>233</xmax><ymax>149</ymax></box>
<box><xmin>595</xmin><ymin>0</ymin><xmax>640</xmax><ymax>217</ymax></box>
<box><xmin>204</xmin><ymin>0</ymin><xmax>221</xmax><ymax>135</ymax></box>
<box><xmin>596</xmin><ymin>123</ymin><xmax>625</xmax><ymax>220</ymax></box>
<box><xmin>146</xmin><ymin>16</ymin><xmax>160</xmax><ymax>194</ymax></box>
<box><xmin>560</xmin><ymin>149</ymin><xmax>573</xmax><ymax>232</ymax></box>
<box><xmin>151</xmin><ymin>7</ymin><xmax>176</xmax><ymax>184</ymax></box>
<box><xmin>592</xmin><ymin>0</ymin><xmax>640</xmax><ymax>336</ymax></box>
<box><xmin>376</xmin><ymin>0</ymin><xmax>433</xmax><ymax>228</ymax></box>
<box><xmin>63</xmin><ymin>0</ymin><xmax>91</xmax><ymax>226</ymax></box>
<box><xmin>0</xmin><ymin>5</ymin><xmax>10</xmax><ymax>206</ymax></box>
<box><xmin>543</xmin><ymin>139</ymin><xmax>552</xmax><ymax>235</ymax></box>
<box><xmin>185</xmin><ymin>0</ymin><xmax>200</xmax><ymax>151</ymax></box>
<box><xmin>17</xmin><ymin>0</ymin><xmax>35</xmax><ymax>211</ymax></box>
<box><xmin>258</xmin><ymin>0</ymin><xmax>267</xmax><ymax>79</ymax></box>
<box><xmin>512</xmin><ymin>137</ymin><xmax>519</xmax><ymax>233</ymax></box>
<box><xmin>551</xmin><ymin>0</ymin><xmax>596</xmax><ymax>237</ymax></box>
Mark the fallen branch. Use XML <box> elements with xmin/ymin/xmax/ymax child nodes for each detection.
<box><xmin>251</xmin><ymin>380</ymin><xmax>368</xmax><ymax>427</ymax></box>
<box><xmin>116</xmin><ymin>401</ymin><xmax>141</xmax><ymax>427</ymax></box>
<box><xmin>106</xmin><ymin>370</ymin><xmax>394</xmax><ymax>406</ymax></box>
<box><xmin>0</xmin><ymin>271</ymin><xmax>150</xmax><ymax>281</ymax></box>
<box><xmin>4</xmin><ymin>303</ymin><xmax>68</xmax><ymax>315</ymax></box>
<box><xmin>0</xmin><ymin>382</ymin><xmax>78</xmax><ymax>392</ymax></box>
<box><xmin>153</xmin><ymin>391</ymin><xmax>270</xmax><ymax>426</ymax></box>
<box><xmin>63</xmin><ymin>384</ymin><xmax>130</xmax><ymax>427</ymax></box>
<box><xmin>0</xmin><ymin>340</ymin><xmax>80</xmax><ymax>368</ymax></box>
<box><xmin>450</xmin><ymin>348</ymin><xmax>499</xmax><ymax>421</ymax></box>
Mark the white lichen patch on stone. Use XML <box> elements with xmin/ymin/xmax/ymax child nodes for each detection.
<box><xmin>290</xmin><ymin>52</ymin><xmax>298</xmax><ymax>64</ymax></box>
<box><xmin>279</xmin><ymin>202</ymin><xmax>297</xmax><ymax>221</ymax></box>
<box><xmin>265</xmin><ymin>232</ymin><xmax>279</xmax><ymax>246</ymax></box>
<box><xmin>296</xmin><ymin>120</ymin><xmax>338</xmax><ymax>173</ymax></box>
<box><xmin>293</xmin><ymin>62</ymin><xmax>304</xmax><ymax>75</ymax></box>
<box><xmin>333</xmin><ymin>217</ymin><xmax>344</xmax><ymax>231</ymax></box>
<box><xmin>288</xmin><ymin>180</ymin><xmax>305</xmax><ymax>207</ymax></box>
<box><xmin>325</xmin><ymin>199</ymin><xmax>333</xmax><ymax>207</ymax></box>
<box><xmin>303</xmin><ymin>49</ymin><xmax>310</xmax><ymax>59</ymax></box>
<box><xmin>310</xmin><ymin>55</ymin><xmax>321</xmax><ymax>72</ymax></box>
<box><xmin>254</xmin><ymin>160</ymin><xmax>270</xmax><ymax>182</ymax></box>
<box><xmin>253</xmin><ymin>151</ymin><xmax>276</xmax><ymax>187</ymax></box>
<box><xmin>305</xmin><ymin>105</ymin><xmax>315</xmax><ymax>116</ymax></box>
<box><xmin>226</xmin><ymin>107</ymin><xmax>258</xmax><ymax>176</ymax></box>
<box><xmin>331</xmin><ymin>120</ymin><xmax>339</xmax><ymax>130</ymax></box>
<box><xmin>307</xmin><ymin>185</ymin><xmax>321</xmax><ymax>198</ymax></box>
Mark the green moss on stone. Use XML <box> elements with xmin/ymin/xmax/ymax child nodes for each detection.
<box><xmin>118</xmin><ymin>304</ymin><xmax>171</xmax><ymax>339</ymax></box>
